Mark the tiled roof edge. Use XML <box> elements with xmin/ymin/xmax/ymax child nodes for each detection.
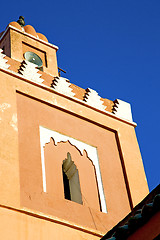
<box><xmin>101</xmin><ymin>184</ymin><xmax>160</xmax><ymax>240</ymax></box>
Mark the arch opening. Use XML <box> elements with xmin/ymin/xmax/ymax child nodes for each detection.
<box><xmin>62</xmin><ymin>152</ymin><xmax>83</xmax><ymax>204</ymax></box>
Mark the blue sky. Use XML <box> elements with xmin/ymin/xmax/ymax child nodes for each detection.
<box><xmin>0</xmin><ymin>0</ymin><xmax>160</xmax><ymax>191</ymax></box>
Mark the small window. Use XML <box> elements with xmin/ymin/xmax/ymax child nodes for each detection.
<box><xmin>62</xmin><ymin>152</ymin><xmax>83</xmax><ymax>204</ymax></box>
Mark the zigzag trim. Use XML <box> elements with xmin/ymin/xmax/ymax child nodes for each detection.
<box><xmin>83</xmin><ymin>88</ymin><xmax>106</xmax><ymax>111</ymax></box>
<box><xmin>19</xmin><ymin>60</ymin><xmax>44</xmax><ymax>84</ymax></box>
<box><xmin>51</xmin><ymin>77</ymin><xmax>75</xmax><ymax>97</ymax></box>
<box><xmin>112</xmin><ymin>99</ymin><xmax>133</xmax><ymax>122</ymax></box>
<box><xmin>0</xmin><ymin>49</ymin><xmax>10</xmax><ymax>69</ymax></box>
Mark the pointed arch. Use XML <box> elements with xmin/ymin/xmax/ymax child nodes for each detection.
<box><xmin>40</xmin><ymin>126</ymin><xmax>107</xmax><ymax>213</ymax></box>
<box><xmin>62</xmin><ymin>152</ymin><xmax>83</xmax><ymax>204</ymax></box>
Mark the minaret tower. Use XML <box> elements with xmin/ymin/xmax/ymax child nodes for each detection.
<box><xmin>0</xmin><ymin>17</ymin><xmax>148</xmax><ymax>239</ymax></box>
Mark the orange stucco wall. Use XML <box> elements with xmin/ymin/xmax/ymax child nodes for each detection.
<box><xmin>0</xmin><ymin>65</ymin><xmax>149</xmax><ymax>237</ymax></box>
<box><xmin>0</xmin><ymin>206</ymin><xmax>101</xmax><ymax>240</ymax></box>
<box><xmin>17</xmin><ymin>91</ymin><xmax>132</xmax><ymax>232</ymax></box>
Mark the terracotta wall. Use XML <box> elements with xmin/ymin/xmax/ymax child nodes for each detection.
<box><xmin>0</xmin><ymin>67</ymin><xmax>149</xmax><ymax>236</ymax></box>
<box><xmin>17</xmin><ymin>92</ymin><xmax>131</xmax><ymax>232</ymax></box>
<box><xmin>0</xmin><ymin>206</ymin><xmax>101</xmax><ymax>240</ymax></box>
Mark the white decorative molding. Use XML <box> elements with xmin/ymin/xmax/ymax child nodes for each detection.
<box><xmin>39</xmin><ymin>126</ymin><xmax>107</xmax><ymax>213</ymax></box>
<box><xmin>51</xmin><ymin>77</ymin><xmax>75</xmax><ymax>97</ymax></box>
<box><xmin>83</xmin><ymin>88</ymin><xmax>106</xmax><ymax>111</ymax></box>
<box><xmin>19</xmin><ymin>60</ymin><xmax>44</xmax><ymax>84</ymax></box>
<box><xmin>112</xmin><ymin>99</ymin><xmax>133</xmax><ymax>122</ymax></box>
<box><xmin>0</xmin><ymin>49</ymin><xmax>10</xmax><ymax>69</ymax></box>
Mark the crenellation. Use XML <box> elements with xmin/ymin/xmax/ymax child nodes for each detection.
<box><xmin>19</xmin><ymin>60</ymin><xmax>44</xmax><ymax>84</ymax></box>
<box><xmin>83</xmin><ymin>88</ymin><xmax>106</xmax><ymax>111</ymax></box>
<box><xmin>0</xmin><ymin>48</ymin><xmax>10</xmax><ymax>69</ymax></box>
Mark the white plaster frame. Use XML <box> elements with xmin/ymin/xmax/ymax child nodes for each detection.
<box><xmin>39</xmin><ymin>126</ymin><xmax>107</xmax><ymax>213</ymax></box>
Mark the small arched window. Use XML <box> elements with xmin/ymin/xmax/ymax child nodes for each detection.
<box><xmin>62</xmin><ymin>152</ymin><xmax>83</xmax><ymax>204</ymax></box>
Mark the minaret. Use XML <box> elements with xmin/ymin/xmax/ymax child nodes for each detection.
<box><xmin>0</xmin><ymin>17</ymin><xmax>148</xmax><ymax>239</ymax></box>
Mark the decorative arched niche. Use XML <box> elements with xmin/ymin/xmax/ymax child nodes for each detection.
<box><xmin>39</xmin><ymin>126</ymin><xmax>107</xmax><ymax>213</ymax></box>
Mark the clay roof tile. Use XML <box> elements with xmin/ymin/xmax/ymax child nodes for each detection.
<box><xmin>37</xmin><ymin>32</ymin><xmax>48</xmax><ymax>42</ymax></box>
<box><xmin>8</xmin><ymin>21</ymin><xmax>23</xmax><ymax>31</ymax></box>
<box><xmin>7</xmin><ymin>22</ymin><xmax>48</xmax><ymax>42</ymax></box>
<box><xmin>24</xmin><ymin>25</ymin><xmax>38</xmax><ymax>37</ymax></box>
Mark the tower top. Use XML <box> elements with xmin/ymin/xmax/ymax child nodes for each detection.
<box><xmin>0</xmin><ymin>20</ymin><xmax>49</xmax><ymax>42</ymax></box>
<box><xmin>0</xmin><ymin>20</ymin><xmax>58</xmax><ymax>76</ymax></box>
<box><xmin>0</xmin><ymin>19</ymin><xmax>135</xmax><ymax>124</ymax></box>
